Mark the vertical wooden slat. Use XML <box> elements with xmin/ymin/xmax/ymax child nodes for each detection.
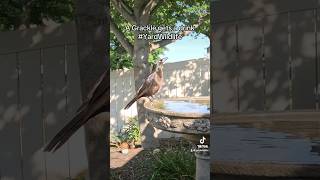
<box><xmin>122</xmin><ymin>71</ymin><xmax>126</xmax><ymax>123</ymax></box>
<box><xmin>40</xmin><ymin>48</ymin><xmax>48</xmax><ymax>180</ymax></box>
<box><xmin>20</xmin><ymin>50</ymin><xmax>45</xmax><ymax>180</ymax></box>
<box><xmin>212</xmin><ymin>22</ymin><xmax>238</xmax><ymax>112</ymax></box>
<box><xmin>129</xmin><ymin>73</ymin><xmax>134</xmax><ymax>117</ymax></box>
<box><xmin>318</xmin><ymin>7</ymin><xmax>320</xmax><ymax>111</ymax></box>
<box><xmin>63</xmin><ymin>44</ymin><xmax>72</xmax><ymax>179</ymax></box>
<box><xmin>44</xmin><ymin>46</ymin><xmax>69</xmax><ymax>179</ymax></box>
<box><xmin>0</xmin><ymin>53</ymin><xmax>22</xmax><ymax>180</ymax></box>
<box><xmin>110</xmin><ymin>71</ymin><xmax>116</xmax><ymax>133</ymax></box>
<box><xmin>265</xmin><ymin>14</ymin><xmax>290</xmax><ymax>111</ymax></box>
<box><xmin>114</xmin><ymin>74</ymin><xmax>119</xmax><ymax>131</ymax></box>
<box><xmin>291</xmin><ymin>9</ymin><xmax>315</xmax><ymax>110</ymax></box>
<box><xmin>235</xmin><ymin>22</ymin><xmax>240</xmax><ymax>112</ymax></box>
<box><xmin>16</xmin><ymin>52</ymin><xmax>24</xmax><ymax>180</ymax></box>
<box><xmin>67</xmin><ymin>44</ymin><xmax>88</xmax><ymax>178</ymax></box>
<box><xmin>204</xmin><ymin>59</ymin><xmax>210</xmax><ymax>96</ymax></box>
<box><xmin>183</xmin><ymin>70</ymin><xmax>186</xmax><ymax>97</ymax></box>
<box><xmin>315</xmin><ymin>9</ymin><xmax>319</xmax><ymax>110</ymax></box>
<box><xmin>288</xmin><ymin>12</ymin><xmax>294</xmax><ymax>110</ymax></box>
<box><xmin>199</xmin><ymin>62</ymin><xmax>203</xmax><ymax>97</ymax></box>
<box><xmin>175</xmin><ymin>71</ymin><xmax>178</xmax><ymax>97</ymax></box>
<box><xmin>237</xmin><ymin>19</ymin><xmax>264</xmax><ymax>112</ymax></box>
<box><xmin>262</xmin><ymin>25</ymin><xmax>267</xmax><ymax>111</ymax></box>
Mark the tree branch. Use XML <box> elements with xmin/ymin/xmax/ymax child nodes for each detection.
<box><xmin>110</xmin><ymin>18</ymin><xmax>133</xmax><ymax>56</ymax></box>
<box><xmin>111</xmin><ymin>0</ymin><xmax>136</xmax><ymax>24</ymax></box>
<box><xmin>143</xmin><ymin>0</ymin><xmax>160</xmax><ymax>16</ymax></box>
<box><xmin>150</xmin><ymin>14</ymin><xmax>209</xmax><ymax>51</ymax></box>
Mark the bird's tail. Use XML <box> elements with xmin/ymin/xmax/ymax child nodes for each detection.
<box><xmin>124</xmin><ymin>96</ymin><xmax>139</xmax><ymax>109</ymax></box>
<box><xmin>44</xmin><ymin>110</ymin><xmax>88</xmax><ymax>152</ymax></box>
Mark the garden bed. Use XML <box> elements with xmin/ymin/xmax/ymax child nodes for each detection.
<box><xmin>110</xmin><ymin>138</ymin><xmax>194</xmax><ymax>180</ymax></box>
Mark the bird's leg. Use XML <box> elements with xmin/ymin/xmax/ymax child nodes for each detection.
<box><xmin>148</xmin><ymin>96</ymin><xmax>153</xmax><ymax>102</ymax></box>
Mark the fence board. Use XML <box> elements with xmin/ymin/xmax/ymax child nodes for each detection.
<box><xmin>265</xmin><ymin>14</ymin><xmax>290</xmax><ymax>111</ymax></box>
<box><xmin>238</xmin><ymin>20</ymin><xmax>265</xmax><ymax>112</ymax></box>
<box><xmin>291</xmin><ymin>10</ymin><xmax>317</xmax><ymax>110</ymax></box>
<box><xmin>43</xmin><ymin>47</ymin><xmax>70</xmax><ymax>180</ymax></box>
<box><xmin>212</xmin><ymin>22</ymin><xmax>239</xmax><ymax>112</ymax></box>
<box><xmin>199</xmin><ymin>59</ymin><xmax>210</xmax><ymax>96</ymax></box>
<box><xmin>110</xmin><ymin>72</ymin><xmax>117</xmax><ymax>134</ymax></box>
<box><xmin>0</xmin><ymin>54</ymin><xmax>22</xmax><ymax>180</ymax></box>
<box><xmin>19</xmin><ymin>50</ymin><xmax>46</xmax><ymax>180</ymax></box>
<box><xmin>65</xmin><ymin>44</ymin><xmax>88</xmax><ymax>178</ymax></box>
<box><xmin>317</xmin><ymin>9</ymin><xmax>320</xmax><ymax>110</ymax></box>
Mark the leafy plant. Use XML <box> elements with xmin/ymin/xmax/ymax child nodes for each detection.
<box><xmin>110</xmin><ymin>0</ymin><xmax>209</xmax><ymax>70</ymax></box>
<box><xmin>150</xmin><ymin>147</ymin><xmax>196</xmax><ymax>180</ymax></box>
<box><xmin>0</xmin><ymin>0</ymin><xmax>74</xmax><ymax>31</ymax></box>
<box><xmin>124</xmin><ymin>116</ymin><xmax>140</xmax><ymax>143</ymax></box>
<box><xmin>115</xmin><ymin>131</ymin><xmax>130</xmax><ymax>144</ymax></box>
<box><xmin>113</xmin><ymin>116</ymin><xmax>140</xmax><ymax>145</ymax></box>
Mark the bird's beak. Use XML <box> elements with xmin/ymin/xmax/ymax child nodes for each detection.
<box><xmin>161</xmin><ymin>57</ymin><xmax>168</xmax><ymax>63</ymax></box>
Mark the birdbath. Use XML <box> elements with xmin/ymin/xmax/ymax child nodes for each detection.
<box><xmin>144</xmin><ymin>96</ymin><xmax>210</xmax><ymax>180</ymax></box>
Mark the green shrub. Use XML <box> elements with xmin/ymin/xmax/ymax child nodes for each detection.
<box><xmin>150</xmin><ymin>147</ymin><xmax>196</xmax><ymax>180</ymax></box>
<box><xmin>112</xmin><ymin>116</ymin><xmax>140</xmax><ymax>145</ymax></box>
<box><xmin>125</xmin><ymin>116</ymin><xmax>140</xmax><ymax>143</ymax></box>
<box><xmin>115</xmin><ymin>130</ymin><xmax>130</xmax><ymax>143</ymax></box>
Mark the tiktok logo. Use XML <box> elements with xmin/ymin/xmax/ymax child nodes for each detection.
<box><xmin>200</xmin><ymin>136</ymin><xmax>206</xmax><ymax>144</ymax></box>
<box><xmin>192</xmin><ymin>136</ymin><xmax>208</xmax><ymax>152</ymax></box>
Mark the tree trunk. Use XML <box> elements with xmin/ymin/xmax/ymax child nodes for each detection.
<box><xmin>133</xmin><ymin>16</ymin><xmax>159</xmax><ymax>148</ymax></box>
<box><xmin>75</xmin><ymin>0</ymin><xmax>109</xmax><ymax>179</ymax></box>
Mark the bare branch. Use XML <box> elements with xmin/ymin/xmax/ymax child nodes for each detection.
<box><xmin>111</xmin><ymin>0</ymin><xmax>136</xmax><ymax>24</ymax></box>
<box><xmin>110</xmin><ymin>18</ymin><xmax>133</xmax><ymax>56</ymax></box>
<box><xmin>150</xmin><ymin>14</ymin><xmax>209</xmax><ymax>51</ymax></box>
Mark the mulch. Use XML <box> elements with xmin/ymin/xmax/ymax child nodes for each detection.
<box><xmin>110</xmin><ymin>138</ymin><xmax>192</xmax><ymax>180</ymax></box>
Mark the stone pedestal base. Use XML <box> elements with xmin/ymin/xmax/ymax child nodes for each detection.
<box><xmin>195</xmin><ymin>151</ymin><xmax>210</xmax><ymax>180</ymax></box>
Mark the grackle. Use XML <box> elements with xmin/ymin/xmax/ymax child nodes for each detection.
<box><xmin>124</xmin><ymin>58</ymin><xmax>167</xmax><ymax>109</ymax></box>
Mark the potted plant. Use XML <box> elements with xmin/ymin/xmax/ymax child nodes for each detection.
<box><xmin>114</xmin><ymin>117</ymin><xmax>140</xmax><ymax>153</ymax></box>
<box><xmin>115</xmin><ymin>131</ymin><xmax>130</xmax><ymax>154</ymax></box>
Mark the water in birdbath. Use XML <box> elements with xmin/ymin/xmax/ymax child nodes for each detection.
<box><xmin>160</xmin><ymin>100</ymin><xmax>210</xmax><ymax>113</ymax></box>
<box><xmin>213</xmin><ymin>125</ymin><xmax>320</xmax><ymax>164</ymax></box>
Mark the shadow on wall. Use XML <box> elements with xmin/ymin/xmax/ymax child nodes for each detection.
<box><xmin>0</xmin><ymin>22</ymin><xmax>88</xmax><ymax>180</ymax></box>
<box><xmin>213</xmin><ymin>0</ymin><xmax>320</xmax><ymax>113</ymax></box>
<box><xmin>211</xmin><ymin>0</ymin><xmax>320</xmax><ymax>175</ymax></box>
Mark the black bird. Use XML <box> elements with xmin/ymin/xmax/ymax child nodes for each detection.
<box><xmin>44</xmin><ymin>69</ymin><xmax>109</xmax><ymax>152</ymax></box>
<box><xmin>124</xmin><ymin>58</ymin><xmax>167</xmax><ymax>109</ymax></box>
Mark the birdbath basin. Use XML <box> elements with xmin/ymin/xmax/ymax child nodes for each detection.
<box><xmin>144</xmin><ymin>96</ymin><xmax>210</xmax><ymax>180</ymax></box>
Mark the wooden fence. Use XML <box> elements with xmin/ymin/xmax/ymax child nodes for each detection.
<box><xmin>0</xmin><ymin>23</ymin><xmax>88</xmax><ymax>180</ymax></box>
<box><xmin>213</xmin><ymin>1</ymin><xmax>320</xmax><ymax>113</ymax></box>
<box><xmin>211</xmin><ymin>0</ymin><xmax>320</xmax><ymax>175</ymax></box>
